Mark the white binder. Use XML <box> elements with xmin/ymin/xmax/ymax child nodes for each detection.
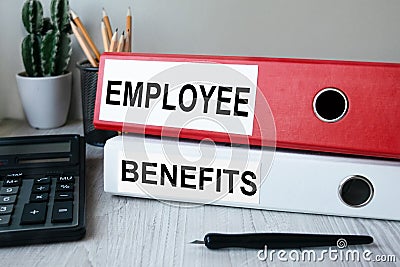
<box><xmin>104</xmin><ymin>135</ymin><xmax>400</xmax><ymax>221</ymax></box>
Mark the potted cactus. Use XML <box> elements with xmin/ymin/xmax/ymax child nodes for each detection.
<box><xmin>16</xmin><ymin>0</ymin><xmax>72</xmax><ymax>129</ymax></box>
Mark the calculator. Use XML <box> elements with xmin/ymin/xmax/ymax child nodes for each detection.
<box><xmin>0</xmin><ymin>135</ymin><xmax>85</xmax><ymax>246</ymax></box>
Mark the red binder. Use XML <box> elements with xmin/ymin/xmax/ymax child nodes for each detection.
<box><xmin>94</xmin><ymin>53</ymin><xmax>400</xmax><ymax>159</ymax></box>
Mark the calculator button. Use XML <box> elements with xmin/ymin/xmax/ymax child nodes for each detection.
<box><xmin>0</xmin><ymin>187</ymin><xmax>19</xmax><ymax>195</ymax></box>
<box><xmin>57</xmin><ymin>176</ymin><xmax>75</xmax><ymax>183</ymax></box>
<box><xmin>55</xmin><ymin>192</ymin><xmax>74</xmax><ymax>201</ymax></box>
<box><xmin>0</xmin><ymin>215</ymin><xmax>11</xmax><ymax>226</ymax></box>
<box><xmin>0</xmin><ymin>195</ymin><xmax>17</xmax><ymax>204</ymax></box>
<box><xmin>0</xmin><ymin>205</ymin><xmax>13</xmax><ymax>215</ymax></box>
<box><xmin>32</xmin><ymin>184</ymin><xmax>50</xmax><ymax>193</ymax></box>
<box><xmin>30</xmin><ymin>193</ymin><xmax>49</xmax><ymax>203</ymax></box>
<box><xmin>52</xmin><ymin>201</ymin><xmax>73</xmax><ymax>223</ymax></box>
<box><xmin>20</xmin><ymin>203</ymin><xmax>47</xmax><ymax>225</ymax></box>
<box><xmin>34</xmin><ymin>177</ymin><xmax>51</xmax><ymax>184</ymax></box>
<box><xmin>56</xmin><ymin>183</ymin><xmax>74</xmax><ymax>192</ymax></box>
<box><xmin>3</xmin><ymin>177</ymin><xmax>21</xmax><ymax>187</ymax></box>
<box><xmin>6</xmin><ymin>173</ymin><xmax>23</xmax><ymax>178</ymax></box>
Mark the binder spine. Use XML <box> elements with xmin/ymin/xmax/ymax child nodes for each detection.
<box><xmin>95</xmin><ymin>53</ymin><xmax>400</xmax><ymax>159</ymax></box>
<box><xmin>104</xmin><ymin>135</ymin><xmax>400</xmax><ymax>221</ymax></box>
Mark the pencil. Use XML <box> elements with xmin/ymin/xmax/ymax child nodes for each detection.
<box><xmin>123</xmin><ymin>29</ymin><xmax>130</xmax><ymax>52</ymax></box>
<box><xmin>117</xmin><ymin>31</ymin><xmax>125</xmax><ymax>52</ymax></box>
<box><xmin>101</xmin><ymin>21</ymin><xmax>109</xmax><ymax>52</ymax></box>
<box><xmin>70</xmin><ymin>9</ymin><xmax>101</xmax><ymax>61</ymax></box>
<box><xmin>109</xmin><ymin>29</ymin><xmax>118</xmax><ymax>52</ymax></box>
<box><xmin>102</xmin><ymin>8</ymin><xmax>113</xmax><ymax>41</ymax></box>
<box><xmin>70</xmin><ymin>21</ymin><xmax>98</xmax><ymax>67</ymax></box>
<box><xmin>126</xmin><ymin>7</ymin><xmax>132</xmax><ymax>52</ymax></box>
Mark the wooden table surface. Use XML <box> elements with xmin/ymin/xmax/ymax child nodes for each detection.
<box><xmin>0</xmin><ymin>119</ymin><xmax>398</xmax><ymax>267</ymax></box>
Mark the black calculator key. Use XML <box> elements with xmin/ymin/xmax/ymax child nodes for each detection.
<box><xmin>6</xmin><ymin>173</ymin><xmax>23</xmax><ymax>178</ymax></box>
<box><xmin>55</xmin><ymin>192</ymin><xmax>74</xmax><ymax>201</ymax></box>
<box><xmin>52</xmin><ymin>202</ymin><xmax>73</xmax><ymax>223</ymax></box>
<box><xmin>56</xmin><ymin>183</ymin><xmax>74</xmax><ymax>192</ymax></box>
<box><xmin>0</xmin><ymin>215</ymin><xmax>11</xmax><ymax>226</ymax></box>
<box><xmin>30</xmin><ymin>193</ymin><xmax>49</xmax><ymax>203</ymax></box>
<box><xmin>0</xmin><ymin>205</ymin><xmax>13</xmax><ymax>215</ymax></box>
<box><xmin>20</xmin><ymin>203</ymin><xmax>47</xmax><ymax>225</ymax></box>
<box><xmin>34</xmin><ymin>177</ymin><xmax>51</xmax><ymax>184</ymax></box>
<box><xmin>57</xmin><ymin>176</ymin><xmax>75</xmax><ymax>183</ymax></box>
<box><xmin>32</xmin><ymin>184</ymin><xmax>50</xmax><ymax>193</ymax></box>
<box><xmin>0</xmin><ymin>187</ymin><xmax>19</xmax><ymax>195</ymax></box>
<box><xmin>0</xmin><ymin>195</ymin><xmax>17</xmax><ymax>204</ymax></box>
<box><xmin>3</xmin><ymin>177</ymin><xmax>21</xmax><ymax>187</ymax></box>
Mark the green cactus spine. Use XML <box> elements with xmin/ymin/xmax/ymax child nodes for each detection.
<box><xmin>41</xmin><ymin>0</ymin><xmax>71</xmax><ymax>76</ymax></box>
<box><xmin>21</xmin><ymin>0</ymin><xmax>71</xmax><ymax>77</ymax></box>
<box><xmin>22</xmin><ymin>0</ymin><xmax>43</xmax><ymax>34</ymax></box>
<box><xmin>41</xmin><ymin>29</ymin><xmax>71</xmax><ymax>76</ymax></box>
<box><xmin>21</xmin><ymin>0</ymin><xmax>43</xmax><ymax>77</ymax></box>
<box><xmin>22</xmin><ymin>34</ymin><xmax>42</xmax><ymax>77</ymax></box>
<box><xmin>50</xmin><ymin>0</ymin><xmax>70</xmax><ymax>32</ymax></box>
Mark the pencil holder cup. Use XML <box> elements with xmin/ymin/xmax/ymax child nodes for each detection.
<box><xmin>77</xmin><ymin>60</ymin><xmax>117</xmax><ymax>146</ymax></box>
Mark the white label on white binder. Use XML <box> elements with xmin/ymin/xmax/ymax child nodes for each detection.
<box><xmin>99</xmin><ymin>59</ymin><xmax>258</xmax><ymax>135</ymax></box>
<box><xmin>116</xmin><ymin>140</ymin><xmax>261</xmax><ymax>205</ymax></box>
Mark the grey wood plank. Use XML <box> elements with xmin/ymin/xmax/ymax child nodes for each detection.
<box><xmin>0</xmin><ymin>119</ymin><xmax>398</xmax><ymax>267</ymax></box>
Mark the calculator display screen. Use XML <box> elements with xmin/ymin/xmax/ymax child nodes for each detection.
<box><xmin>0</xmin><ymin>141</ymin><xmax>70</xmax><ymax>156</ymax></box>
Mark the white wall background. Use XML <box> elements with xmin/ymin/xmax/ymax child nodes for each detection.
<box><xmin>0</xmin><ymin>0</ymin><xmax>400</xmax><ymax>122</ymax></box>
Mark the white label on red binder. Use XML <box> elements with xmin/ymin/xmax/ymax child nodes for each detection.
<box><xmin>99</xmin><ymin>59</ymin><xmax>258</xmax><ymax>135</ymax></box>
<box><xmin>114</xmin><ymin>136</ymin><xmax>262</xmax><ymax>205</ymax></box>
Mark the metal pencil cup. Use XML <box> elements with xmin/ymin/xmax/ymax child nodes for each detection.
<box><xmin>76</xmin><ymin>60</ymin><xmax>117</xmax><ymax>146</ymax></box>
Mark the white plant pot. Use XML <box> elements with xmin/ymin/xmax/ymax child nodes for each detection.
<box><xmin>16</xmin><ymin>72</ymin><xmax>72</xmax><ymax>129</ymax></box>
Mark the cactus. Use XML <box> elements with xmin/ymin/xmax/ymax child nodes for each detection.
<box><xmin>21</xmin><ymin>0</ymin><xmax>71</xmax><ymax>77</ymax></box>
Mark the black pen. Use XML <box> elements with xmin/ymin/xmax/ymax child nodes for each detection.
<box><xmin>191</xmin><ymin>233</ymin><xmax>373</xmax><ymax>249</ymax></box>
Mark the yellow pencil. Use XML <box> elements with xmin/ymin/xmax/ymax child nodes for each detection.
<box><xmin>109</xmin><ymin>29</ymin><xmax>118</xmax><ymax>52</ymax></box>
<box><xmin>102</xmin><ymin>8</ymin><xmax>113</xmax><ymax>41</ymax></box>
<box><xmin>101</xmin><ymin>21</ymin><xmax>109</xmax><ymax>52</ymax></box>
<box><xmin>70</xmin><ymin>21</ymin><xmax>98</xmax><ymax>67</ymax></box>
<box><xmin>126</xmin><ymin>7</ymin><xmax>132</xmax><ymax>52</ymax></box>
<box><xmin>117</xmin><ymin>31</ymin><xmax>125</xmax><ymax>52</ymax></box>
<box><xmin>70</xmin><ymin>9</ymin><xmax>101</xmax><ymax>61</ymax></box>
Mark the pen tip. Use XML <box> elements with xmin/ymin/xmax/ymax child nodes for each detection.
<box><xmin>190</xmin><ymin>240</ymin><xmax>205</xmax><ymax>245</ymax></box>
